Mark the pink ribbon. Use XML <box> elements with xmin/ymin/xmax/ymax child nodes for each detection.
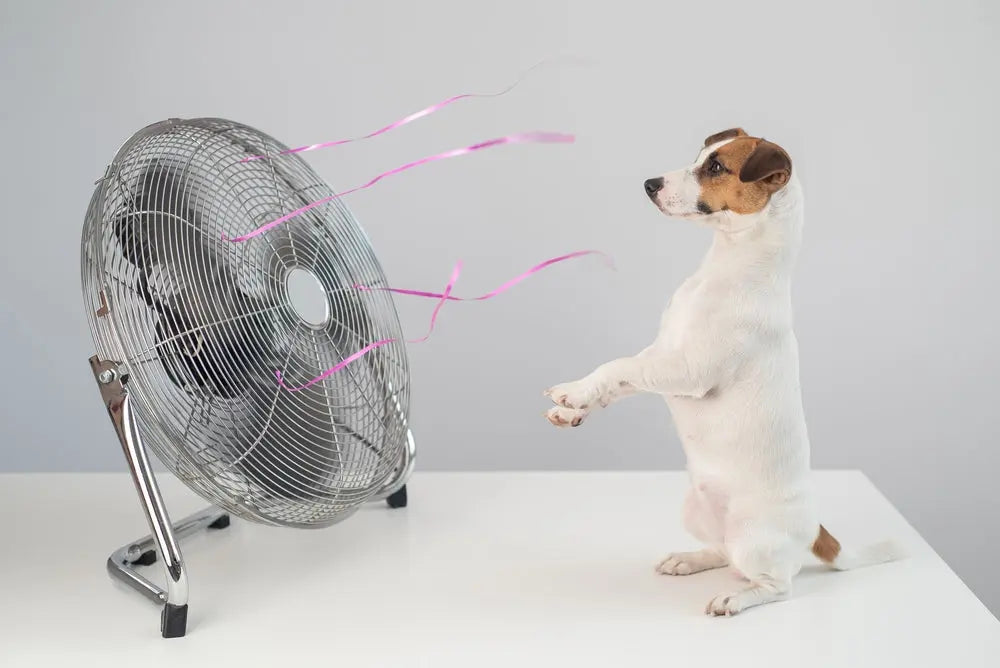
<box><xmin>277</xmin><ymin>261</ymin><xmax>460</xmax><ymax>392</ymax></box>
<box><xmin>240</xmin><ymin>56</ymin><xmax>584</xmax><ymax>163</ymax></box>
<box><xmin>354</xmin><ymin>250</ymin><xmax>615</xmax><ymax>300</ymax></box>
<box><xmin>222</xmin><ymin>131</ymin><xmax>574</xmax><ymax>243</ymax></box>
<box><xmin>276</xmin><ymin>250</ymin><xmax>612</xmax><ymax>391</ymax></box>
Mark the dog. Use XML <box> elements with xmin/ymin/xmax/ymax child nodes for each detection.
<box><xmin>544</xmin><ymin>128</ymin><xmax>902</xmax><ymax>616</ymax></box>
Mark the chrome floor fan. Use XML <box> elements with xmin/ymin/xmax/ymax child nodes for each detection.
<box><xmin>82</xmin><ymin>118</ymin><xmax>415</xmax><ymax>638</ymax></box>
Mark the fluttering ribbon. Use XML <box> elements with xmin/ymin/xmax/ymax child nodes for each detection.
<box><xmin>354</xmin><ymin>250</ymin><xmax>615</xmax><ymax>300</ymax></box>
<box><xmin>222</xmin><ymin>131</ymin><xmax>574</xmax><ymax>243</ymax></box>
<box><xmin>240</xmin><ymin>56</ymin><xmax>587</xmax><ymax>162</ymax></box>
<box><xmin>276</xmin><ymin>250</ymin><xmax>612</xmax><ymax>392</ymax></box>
<box><xmin>251</xmin><ymin>56</ymin><xmax>598</xmax><ymax>390</ymax></box>
<box><xmin>277</xmin><ymin>262</ymin><xmax>461</xmax><ymax>392</ymax></box>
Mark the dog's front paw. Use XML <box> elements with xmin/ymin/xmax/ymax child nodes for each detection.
<box><xmin>544</xmin><ymin>379</ymin><xmax>601</xmax><ymax>410</ymax></box>
<box><xmin>545</xmin><ymin>405</ymin><xmax>588</xmax><ymax>428</ymax></box>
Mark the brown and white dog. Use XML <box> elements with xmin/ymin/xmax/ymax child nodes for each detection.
<box><xmin>544</xmin><ymin>128</ymin><xmax>903</xmax><ymax>616</ymax></box>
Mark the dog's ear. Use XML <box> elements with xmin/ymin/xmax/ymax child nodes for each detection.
<box><xmin>739</xmin><ymin>140</ymin><xmax>792</xmax><ymax>191</ymax></box>
<box><xmin>703</xmin><ymin>128</ymin><xmax>747</xmax><ymax>147</ymax></box>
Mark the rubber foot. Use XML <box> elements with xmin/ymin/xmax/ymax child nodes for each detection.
<box><xmin>386</xmin><ymin>485</ymin><xmax>408</xmax><ymax>509</ymax></box>
<box><xmin>161</xmin><ymin>603</ymin><xmax>188</xmax><ymax>638</ymax></box>
<box><xmin>134</xmin><ymin>550</ymin><xmax>157</xmax><ymax>566</ymax></box>
<box><xmin>208</xmin><ymin>514</ymin><xmax>231</xmax><ymax>530</ymax></box>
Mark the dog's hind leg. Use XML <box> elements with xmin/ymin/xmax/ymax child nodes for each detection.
<box><xmin>704</xmin><ymin>572</ymin><xmax>792</xmax><ymax>616</ymax></box>
<box><xmin>705</xmin><ymin>513</ymin><xmax>809</xmax><ymax>616</ymax></box>
<box><xmin>656</xmin><ymin>485</ymin><xmax>728</xmax><ymax>575</ymax></box>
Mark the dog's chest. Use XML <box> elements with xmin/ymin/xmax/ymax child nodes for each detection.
<box><xmin>658</xmin><ymin>277</ymin><xmax>712</xmax><ymax>345</ymax></box>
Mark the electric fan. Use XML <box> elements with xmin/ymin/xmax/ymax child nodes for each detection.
<box><xmin>82</xmin><ymin>118</ymin><xmax>415</xmax><ymax>638</ymax></box>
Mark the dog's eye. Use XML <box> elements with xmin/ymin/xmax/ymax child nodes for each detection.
<box><xmin>708</xmin><ymin>159</ymin><xmax>724</xmax><ymax>175</ymax></box>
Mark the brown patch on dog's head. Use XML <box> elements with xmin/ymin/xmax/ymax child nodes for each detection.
<box><xmin>694</xmin><ymin>133</ymin><xmax>792</xmax><ymax>215</ymax></box>
<box><xmin>703</xmin><ymin>128</ymin><xmax>747</xmax><ymax>147</ymax></box>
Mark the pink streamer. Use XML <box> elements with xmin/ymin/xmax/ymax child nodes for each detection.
<box><xmin>276</xmin><ymin>250</ymin><xmax>612</xmax><ymax>392</ymax></box>
<box><xmin>242</xmin><ymin>70</ymin><xmax>533</xmax><ymax>162</ymax></box>
<box><xmin>222</xmin><ymin>131</ymin><xmax>574</xmax><ymax>243</ymax></box>
<box><xmin>277</xmin><ymin>261</ymin><xmax>462</xmax><ymax>392</ymax></box>
<box><xmin>354</xmin><ymin>250</ymin><xmax>615</xmax><ymax>300</ymax></box>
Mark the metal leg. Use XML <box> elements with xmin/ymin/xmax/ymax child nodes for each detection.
<box><xmin>107</xmin><ymin>506</ymin><xmax>229</xmax><ymax>605</ymax></box>
<box><xmin>91</xmin><ymin>355</ymin><xmax>412</xmax><ymax>636</ymax></box>
<box><xmin>91</xmin><ymin>356</ymin><xmax>225</xmax><ymax>638</ymax></box>
<box><xmin>369</xmin><ymin>428</ymin><xmax>416</xmax><ymax>507</ymax></box>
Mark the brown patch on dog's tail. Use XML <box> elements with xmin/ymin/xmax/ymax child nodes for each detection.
<box><xmin>812</xmin><ymin>524</ymin><xmax>905</xmax><ymax>571</ymax></box>
<box><xmin>811</xmin><ymin>524</ymin><xmax>842</xmax><ymax>564</ymax></box>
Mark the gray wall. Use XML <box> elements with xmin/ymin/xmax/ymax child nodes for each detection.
<box><xmin>2</xmin><ymin>1</ymin><xmax>997</xmax><ymax>614</ymax></box>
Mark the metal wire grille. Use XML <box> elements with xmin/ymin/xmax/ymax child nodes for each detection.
<box><xmin>82</xmin><ymin>118</ymin><xmax>410</xmax><ymax>528</ymax></box>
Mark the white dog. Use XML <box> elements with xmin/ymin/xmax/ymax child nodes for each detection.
<box><xmin>544</xmin><ymin>128</ymin><xmax>902</xmax><ymax>616</ymax></box>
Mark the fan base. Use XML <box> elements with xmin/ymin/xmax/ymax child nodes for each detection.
<box><xmin>107</xmin><ymin>506</ymin><xmax>231</xmax><ymax>639</ymax></box>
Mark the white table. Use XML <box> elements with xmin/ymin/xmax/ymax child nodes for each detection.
<box><xmin>1</xmin><ymin>471</ymin><xmax>997</xmax><ymax>666</ymax></box>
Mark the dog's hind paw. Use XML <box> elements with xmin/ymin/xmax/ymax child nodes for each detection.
<box><xmin>704</xmin><ymin>579</ymin><xmax>790</xmax><ymax>617</ymax></box>
<box><xmin>705</xmin><ymin>592</ymin><xmax>744</xmax><ymax>616</ymax></box>
<box><xmin>656</xmin><ymin>549</ymin><xmax>728</xmax><ymax>576</ymax></box>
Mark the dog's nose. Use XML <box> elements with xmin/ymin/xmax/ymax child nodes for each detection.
<box><xmin>644</xmin><ymin>177</ymin><xmax>664</xmax><ymax>197</ymax></box>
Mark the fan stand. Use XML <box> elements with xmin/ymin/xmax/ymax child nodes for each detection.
<box><xmin>89</xmin><ymin>356</ymin><xmax>415</xmax><ymax>638</ymax></box>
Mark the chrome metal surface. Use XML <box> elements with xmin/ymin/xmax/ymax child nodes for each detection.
<box><xmin>371</xmin><ymin>428</ymin><xmax>416</xmax><ymax>501</ymax></box>
<box><xmin>81</xmin><ymin>118</ymin><xmax>415</xmax><ymax>528</ymax></box>
<box><xmin>90</xmin><ymin>356</ymin><xmax>189</xmax><ymax>609</ymax></box>
<box><xmin>107</xmin><ymin>506</ymin><xmax>228</xmax><ymax>605</ymax></box>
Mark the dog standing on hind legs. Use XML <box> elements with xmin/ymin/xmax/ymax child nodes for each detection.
<box><xmin>544</xmin><ymin>128</ymin><xmax>903</xmax><ymax>616</ymax></box>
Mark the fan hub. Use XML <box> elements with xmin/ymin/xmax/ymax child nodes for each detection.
<box><xmin>285</xmin><ymin>267</ymin><xmax>330</xmax><ymax>328</ymax></box>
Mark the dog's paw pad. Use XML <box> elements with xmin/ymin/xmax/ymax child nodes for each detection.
<box><xmin>544</xmin><ymin>381</ymin><xmax>597</xmax><ymax>410</ymax></box>
<box><xmin>545</xmin><ymin>406</ymin><xmax>588</xmax><ymax>428</ymax></box>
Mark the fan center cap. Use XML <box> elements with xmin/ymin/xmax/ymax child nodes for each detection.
<box><xmin>285</xmin><ymin>268</ymin><xmax>330</xmax><ymax>328</ymax></box>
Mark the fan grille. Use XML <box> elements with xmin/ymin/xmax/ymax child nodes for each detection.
<box><xmin>82</xmin><ymin>118</ymin><xmax>410</xmax><ymax>528</ymax></box>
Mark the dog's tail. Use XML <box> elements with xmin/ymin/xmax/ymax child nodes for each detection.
<box><xmin>811</xmin><ymin>524</ymin><xmax>905</xmax><ymax>571</ymax></box>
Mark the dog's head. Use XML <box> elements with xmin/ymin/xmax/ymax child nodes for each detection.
<box><xmin>644</xmin><ymin>129</ymin><xmax>793</xmax><ymax>227</ymax></box>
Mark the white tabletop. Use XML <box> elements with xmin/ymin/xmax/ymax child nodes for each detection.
<box><xmin>1</xmin><ymin>471</ymin><xmax>997</xmax><ymax>666</ymax></box>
